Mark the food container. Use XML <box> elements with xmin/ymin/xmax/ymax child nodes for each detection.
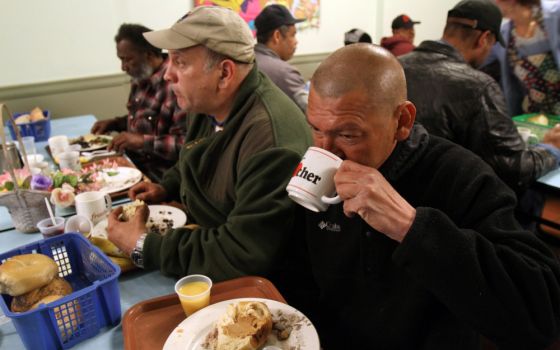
<box><xmin>0</xmin><ymin>233</ymin><xmax>121</xmax><ymax>350</ymax></box>
<box><xmin>513</xmin><ymin>113</ymin><xmax>560</xmax><ymax>141</ymax></box>
<box><xmin>8</xmin><ymin>110</ymin><xmax>52</xmax><ymax>142</ymax></box>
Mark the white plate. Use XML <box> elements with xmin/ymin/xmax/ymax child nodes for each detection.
<box><xmin>71</xmin><ymin>134</ymin><xmax>113</xmax><ymax>152</ymax></box>
<box><xmin>97</xmin><ymin>167</ymin><xmax>142</xmax><ymax>194</ymax></box>
<box><xmin>163</xmin><ymin>298</ymin><xmax>320</xmax><ymax>350</ymax></box>
<box><xmin>146</xmin><ymin>205</ymin><xmax>187</xmax><ymax>235</ymax></box>
<box><xmin>91</xmin><ymin>204</ymin><xmax>187</xmax><ymax>238</ymax></box>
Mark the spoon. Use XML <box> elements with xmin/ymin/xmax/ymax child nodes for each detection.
<box><xmin>44</xmin><ymin>197</ymin><xmax>56</xmax><ymax>226</ymax></box>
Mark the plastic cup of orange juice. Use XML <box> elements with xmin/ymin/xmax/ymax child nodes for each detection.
<box><xmin>174</xmin><ymin>274</ymin><xmax>212</xmax><ymax>317</ymax></box>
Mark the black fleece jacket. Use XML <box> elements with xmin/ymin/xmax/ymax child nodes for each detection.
<box><xmin>286</xmin><ymin>125</ymin><xmax>560</xmax><ymax>349</ymax></box>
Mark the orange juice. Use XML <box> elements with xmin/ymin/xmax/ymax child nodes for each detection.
<box><xmin>177</xmin><ymin>281</ymin><xmax>210</xmax><ymax>316</ymax></box>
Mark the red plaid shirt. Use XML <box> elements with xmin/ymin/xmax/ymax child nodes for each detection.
<box><xmin>115</xmin><ymin>56</ymin><xmax>186</xmax><ymax>162</ymax></box>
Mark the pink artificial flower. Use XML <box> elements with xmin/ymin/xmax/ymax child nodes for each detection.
<box><xmin>61</xmin><ymin>183</ymin><xmax>75</xmax><ymax>193</ymax></box>
<box><xmin>50</xmin><ymin>188</ymin><xmax>75</xmax><ymax>208</ymax></box>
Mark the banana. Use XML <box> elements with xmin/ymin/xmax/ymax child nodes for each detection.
<box><xmin>89</xmin><ymin>236</ymin><xmax>129</xmax><ymax>258</ymax></box>
<box><xmin>108</xmin><ymin>256</ymin><xmax>136</xmax><ymax>273</ymax></box>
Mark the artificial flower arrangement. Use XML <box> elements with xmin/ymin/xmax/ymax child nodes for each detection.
<box><xmin>0</xmin><ymin>159</ymin><xmax>120</xmax><ymax>208</ymax></box>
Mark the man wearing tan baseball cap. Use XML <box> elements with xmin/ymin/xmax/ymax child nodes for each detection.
<box><xmin>143</xmin><ymin>6</ymin><xmax>256</xmax><ymax>64</ymax></box>
<box><xmin>107</xmin><ymin>6</ymin><xmax>312</xmax><ymax>287</ymax></box>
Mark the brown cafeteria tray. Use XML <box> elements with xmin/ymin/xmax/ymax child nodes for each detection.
<box><xmin>122</xmin><ymin>276</ymin><xmax>286</xmax><ymax>350</ymax></box>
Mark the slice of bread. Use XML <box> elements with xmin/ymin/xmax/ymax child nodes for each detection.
<box><xmin>120</xmin><ymin>200</ymin><xmax>145</xmax><ymax>221</ymax></box>
<box><xmin>213</xmin><ymin>301</ymin><xmax>273</xmax><ymax>350</ymax></box>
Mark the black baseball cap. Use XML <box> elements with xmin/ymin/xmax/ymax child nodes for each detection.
<box><xmin>447</xmin><ymin>0</ymin><xmax>505</xmax><ymax>46</ymax></box>
<box><xmin>254</xmin><ymin>4</ymin><xmax>305</xmax><ymax>34</ymax></box>
<box><xmin>344</xmin><ymin>28</ymin><xmax>373</xmax><ymax>45</ymax></box>
<box><xmin>391</xmin><ymin>14</ymin><xmax>421</xmax><ymax>30</ymax></box>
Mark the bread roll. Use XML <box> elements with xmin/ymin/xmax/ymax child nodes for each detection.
<box><xmin>30</xmin><ymin>107</ymin><xmax>45</xmax><ymax>122</ymax></box>
<box><xmin>120</xmin><ymin>200</ymin><xmax>145</xmax><ymax>221</ymax></box>
<box><xmin>11</xmin><ymin>276</ymin><xmax>73</xmax><ymax>312</ymax></box>
<box><xmin>29</xmin><ymin>294</ymin><xmax>64</xmax><ymax>310</ymax></box>
<box><xmin>528</xmin><ymin>114</ymin><xmax>549</xmax><ymax>126</ymax></box>
<box><xmin>15</xmin><ymin>114</ymin><xmax>31</xmax><ymax>124</ymax></box>
<box><xmin>214</xmin><ymin>301</ymin><xmax>273</xmax><ymax>350</ymax></box>
<box><xmin>0</xmin><ymin>254</ymin><xmax>58</xmax><ymax>296</ymax></box>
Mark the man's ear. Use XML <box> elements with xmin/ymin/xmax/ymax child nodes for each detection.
<box><xmin>395</xmin><ymin>101</ymin><xmax>416</xmax><ymax>141</ymax></box>
<box><xmin>475</xmin><ymin>30</ymin><xmax>492</xmax><ymax>49</ymax></box>
<box><xmin>271</xmin><ymin>29</ymin><xmax>282</xmax><ymax>44</ymax></box>
<box><xmin>217</xmin><ymin>59</ymin><xmax>236</xmax><ymax>88</ymax></box>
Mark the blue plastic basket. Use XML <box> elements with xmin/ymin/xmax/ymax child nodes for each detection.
<box><xmin>8</xmin><ymin>110</ymin><xmax>52</xmax><ymax>142</ymax></box>
<box><xmin>0</xmin><ymin>233</ymin><xmax>121</xmax><ymax>350</ymax></box>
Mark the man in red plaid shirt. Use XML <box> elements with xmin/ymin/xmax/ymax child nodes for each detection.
<box><xmin>91</xmin><ymin>23</ymin><xmax>187</xmax><ymax>182</ymax></box>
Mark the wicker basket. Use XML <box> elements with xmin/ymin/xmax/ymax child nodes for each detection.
<box><xmin>0</xmin><ymin>103</ymin><xmax>51</xmax><ymax>233</ymax></box>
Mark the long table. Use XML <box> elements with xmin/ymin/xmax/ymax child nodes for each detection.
<box><xmin>538</xmin><ymin>168</ymin><xmax>560</xmax><ymax>194</ymax></box>
<box><xmin>2</xmin><ymin>116</ymin><xmax>560</xmax><ymax>349</ymax></box>
<box><xmin>0</xmin><ymin>115</ymin><xmax>101</xmax><ymax>231</ymax></box>
<box><xmin>0</xmin><ymin>115</ymin><xmax>177</xmax><ymax>349</ymax></box>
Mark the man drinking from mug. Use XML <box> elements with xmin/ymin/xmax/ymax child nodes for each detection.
<box><xmin>283</xmin><ymin>44</ymin><xmax>560</xmax><ymax>349</ymax></box>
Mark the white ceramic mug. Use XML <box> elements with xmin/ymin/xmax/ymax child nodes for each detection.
<box><xmin>75</xmin><ymin>191</ymin><xmax>112</xmax><ymax>225</ymax></box>
<box><xmin>48</xmin><ymin>135</ymin><xmax>70</xmax><ymax>156</ymax></box>
<box><xmin>286</xmin><ymin>147</ymin><xmax>343</xmax><ymax>212</ymax></box>
<box><xmin>517</xmin><ymin>127</ymin><xmax>539</xmax><ymax>145</ymax></box>
<box><xmin>58</xmin><ymin>151</ymin><xmax>81</xmax><ymax>171</ymax></box>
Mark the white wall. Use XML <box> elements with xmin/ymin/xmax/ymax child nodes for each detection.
<box><xmin>379</xmin><ymin>0</ymin><xmax>458</xmax><ymax>45</ymax></box>
<box><xmin>1</xmin><ymin>0</ymin><xmax>458</xmax><ymax>87</ymax></box>
<box><xmin>0</xmin><ymin>0</ymin><xmax>188</xmax><ymax>87</ymax></box>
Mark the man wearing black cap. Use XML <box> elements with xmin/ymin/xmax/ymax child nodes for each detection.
<box><xmin>399</xmin><ymin>0</ymin><xmax>560</xmax><ymax>195</ymax></box>
<box><xmin>343</xmin><ymin>28</ymin><xmax>372</xmax><ymax>46</ymax></box>
<box><xmin>380</xmin><ymin>14</ymin><xmax>421</xmax><ymax>56</ymax></box>
<box><xmin>254</xmin><ymin>4</ymin><xmax>308</xmax><ymax>111</ymax></box>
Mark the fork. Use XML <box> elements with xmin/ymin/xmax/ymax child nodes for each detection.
<box><xmin>81</xmin><ymin>150</ymin><xmax>117</xmax><ymax>161</ymax></box>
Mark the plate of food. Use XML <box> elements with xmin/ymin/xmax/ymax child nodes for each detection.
<box><xmin>163</xmin><ymin>298</ymin><xmax>320</xmax><ymax>350</ymax></box>
<box><xmin>91</xmin><ymin>203</ymin><xmax>187</xmax><ymax>238</ymax></box>
<box><xmin>96</xmin><ymin>167</ymin><xmax>143</xmax><ymax>194</ymax></box>
<box><xmin>71</xmin><ymin>134</ymin><xmax>113</xmax><ymax>152</ymax></box>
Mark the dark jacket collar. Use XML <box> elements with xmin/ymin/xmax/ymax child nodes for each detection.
<box><xmin>413</xmin><ymin>40</ymin><xmax>466</xmax><ymax>64</ymax></box>
<box><xmin>379</xmin><ymin>123</ymin><xmax>430</xmax><ymax>183</ymax></box>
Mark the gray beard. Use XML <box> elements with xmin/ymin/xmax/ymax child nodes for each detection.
<box><xmin>131</xmin><ymin>63</ymin><xmax>155</xmax><ymax>83</ymax></box>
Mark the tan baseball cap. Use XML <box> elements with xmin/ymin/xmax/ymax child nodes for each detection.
<box><xmin>143</xmin><ymin>6</ymin><xmax>255</xmax><ymax>63</ymax></box>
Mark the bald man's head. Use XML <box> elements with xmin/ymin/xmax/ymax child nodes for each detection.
<box><xmin>311</xmin><ymin>44</ymin><xmax>407</xmax><ymax>113</ymax></box>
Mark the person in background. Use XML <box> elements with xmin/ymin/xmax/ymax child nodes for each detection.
<box><xmin>485</xmin><ymin>0</ymin><xmax>560</xmax><ymax>116</ymax></box>
<box><xmin>107</xmin><ymin>7</ymin><xmax>311</xmax><ymax>285</ymax></box>
<box><xmin>343</xmin><ymin>28</ymin><xmax>372</xmax><ymax>46</ymax></box>
<box><xmin>399</xmin><ymin>0</ymin><xmax>560</xmax><ymax>195</ymax></box>
<box><xmin>286</xmin><ymin>43</ymin><xmax>560</xmax><ymax>349</ymax></box>
<box><xmin>380</xmin><ymin>14</ymin><xmax>421</xmax><ymax>56</ymax></box>
<box><xmin>254</xmin><ymin>4</ymin><xmax>309</xmax><ymax>112</ymax></box>
<box><xmin>91</xmin><ymin>23</ymin><xmax>187</xmax><ymax>182</ymax></box>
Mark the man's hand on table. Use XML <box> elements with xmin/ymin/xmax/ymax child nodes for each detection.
<box><xmin>334</xmin><ymin>160</ymin><xmax>416</xmax><ymax>243</ymax></box>
<box><xmin>543</xmin><ymin>124</ymin><xmax>560</xmax><ymax>148</ymax></box>
<box><xmin>107</xmin><ymin>205</ymin><xmax>149</xmax><ymax>256</ymax></box>
<box><xmin>128</xmin><ymin>182</ymin><xmax>168</xmax><ymax>203</ymax></box>
<box><xmin>108</xmin><ymin>132</ymin><xmax>144</xmax><ymax>153</ymax></box>
<box><xmin>91</xmin><ymin>118</ymin><xmax>118</xmax><ymax>134</ymax></box>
